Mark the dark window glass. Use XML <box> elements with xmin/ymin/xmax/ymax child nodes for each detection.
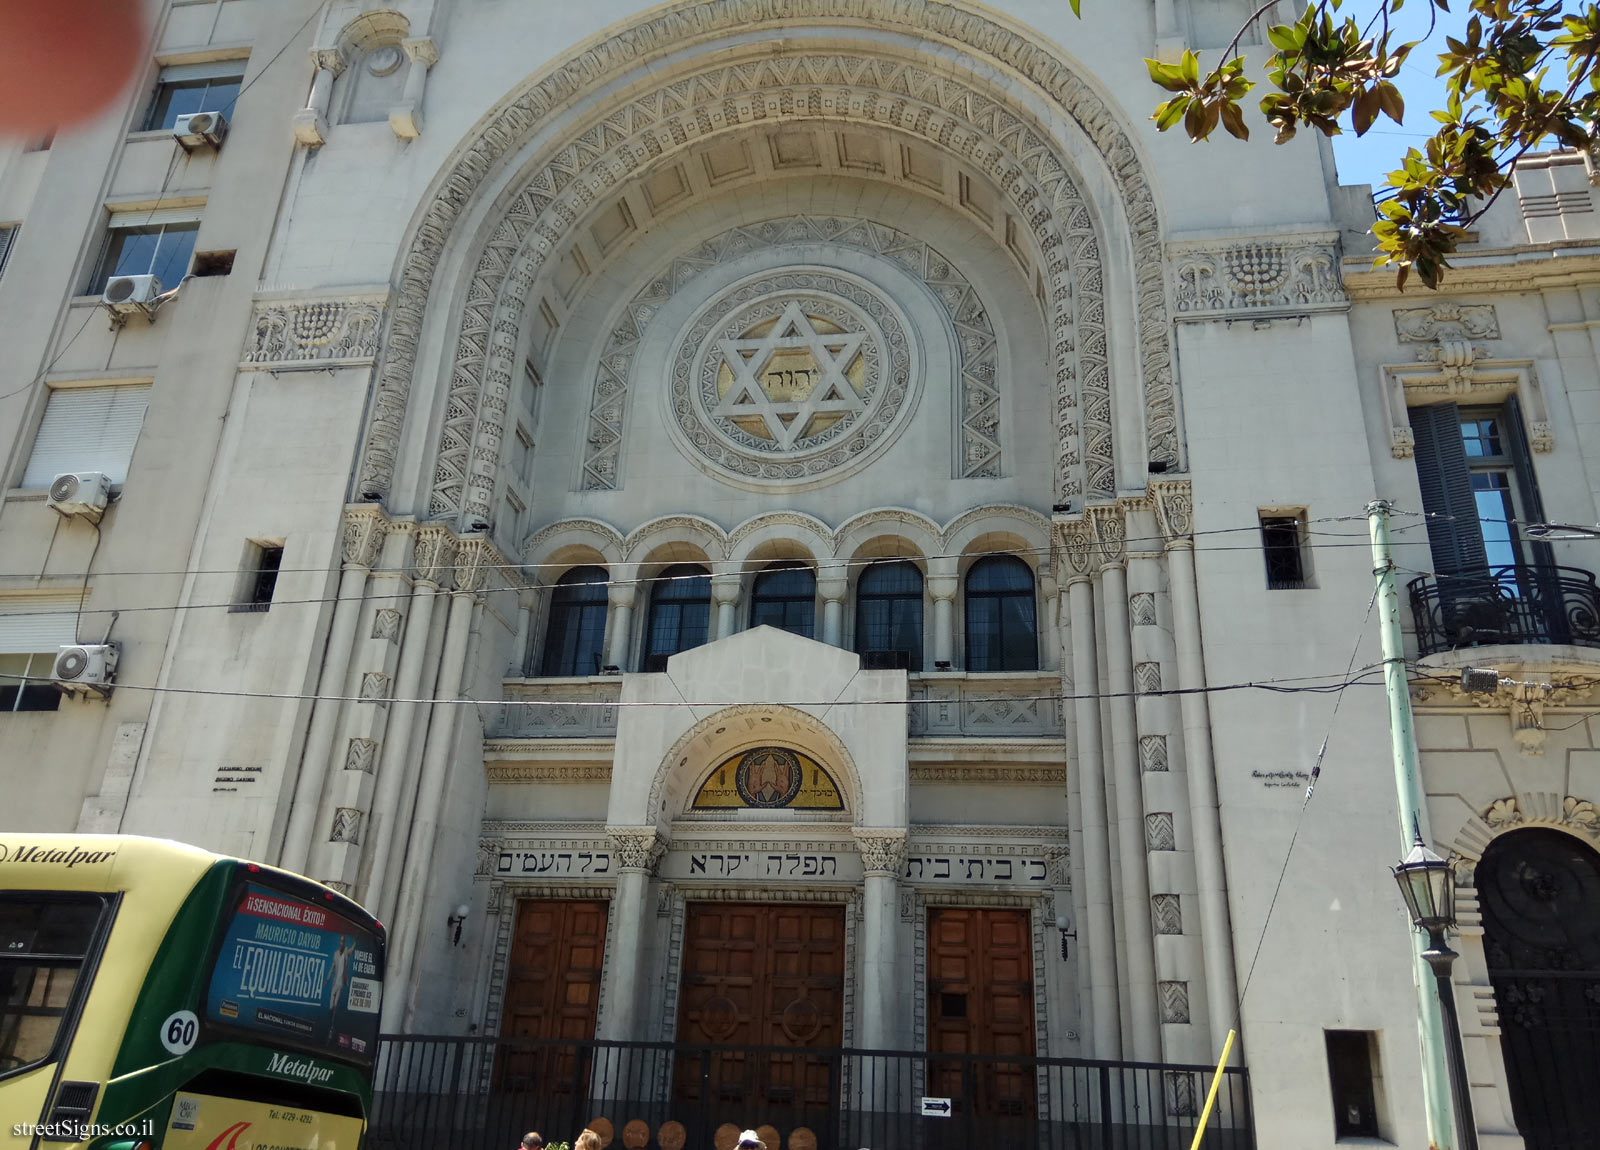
<box><xmin>251</xmin><ymin>546</ymin><xmax>283</xmax><ymax>606</ymax></box>
<box><xmin>93</xmin><ymin>223</ymin><xmax>198</xmax><ymax>294</ymax></box>
<box><xmin>145</xmin><ymin>76</ymin><xmax>243</xmax><ymax>131</ymax></box>
<box><xmin>749</xmin><ymin>562</ymin><xmax>816</xmax><ymax>639</ymax></box>
<box><xmin>855</xmin><ymin>561</ymin><xmax>923</xmax><ymax>671</ymax></box>
<box><xmin>1259</xmin><ymin>515</ymin><xmax>1306</xmax><ymax>590</ymax></box>
<box><xmin>0</xmin><ymin>893</ymin><xmax>108</xmax><ymax>1082</ymax></box>
<box><xmin>645</xmin><ymin>564</ymin><xmax>711</xmax><ymax>662</ymax></box>
<box><xmin>0</xmin><ymin>654</ymin><xmax>62</xmax><ymax>713</ymax></box>
<box><xmin>1325</xmin><ymin>1030</ymin><xmax>1380</xmax><ymax>1139</ymax></box>
<box><xmin>964</xmin><ymin>556</ymin><xmax>1037</xmax><ymax>671</ymax></box>
<box><xmin>540</xmin><ymin>567</ymin><xmax>610</xmax><ymax>676</ymax></box>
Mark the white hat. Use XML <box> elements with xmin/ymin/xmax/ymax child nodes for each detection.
<box><xmin>736</xmin><ymin>1133</ymin><xmax>765</xmax><ymax>1149</ymax></box>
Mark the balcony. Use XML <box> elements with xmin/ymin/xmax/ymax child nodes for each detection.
<box><xmin>487</xmin><ymin>679</ymin><xmax>620</xmax><ymax>739</ymax></box>
<box><xmin>909</xmin><ymin>673</ymin><xmax>1064</xmax><ymax>738</ymax></box>
<box><xmin>1408</xmin><ymin>565</ymin><xmax>1600</xmax><ymax>657</ymax></box>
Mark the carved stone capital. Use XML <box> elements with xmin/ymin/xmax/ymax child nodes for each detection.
<box><xmin>311</xmin><ymin>46</ymin><xmax>348</xmax><ymax>76</ymax></box>
<box><xmin>1150</xmin><ymin>480</ymin><xmax>1194</xmax><ymax>548</ymax></box>
<box><xmin>1056</xmin><ymin>518</ymin><xmax>1097</xmax><ymax>580</ymax></box>
<box><xmin>475</xmin><ymin>838</ymin><xmax>502</xmax><ymax>877</ymax></box>
<box><xmin>411</xmin><ymin>526</ymin><xmax>456</xmax><ymax>587</ymax></box>
<box><xmin>454</xmin><ymin>539</ymin><xmax>491</xmax><ymax>595</ymax></box>
<box><xmin>853</xmin><ymin>829</ymin><xmax>908</xmax><ymax>876</ymax></box>
<box><xmin>402</xmin><ymin>36</ymin><xmax>439</xmax><ymax>69</ymax></box>
<box><xmin>608</xmin><ymin>828</ymin><xmax>666</xmax><ymax>874</ymax></box>
<box><xmin>341</xmin><ymin>508</ymin><xmax>387</xmax><ymax>570</ymax></box>
<box><xmin>1086</xmin><ymin>505</ymin><xmax>1126</xmax><ymax>569</ymax></box>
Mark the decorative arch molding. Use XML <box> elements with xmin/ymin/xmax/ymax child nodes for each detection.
<box><xmin>1450</xmin><ymin>793</ymin><xmax>1600</xmax><ymax>866</ymax></box>
<box><xmin>521</xmin><ymin>517</ymin><xmax>626</xmax><ymax>575</ymax></box>
<box><xmin>357</xmin><ymin>0</ymin><xmax>1177</xmax><ymax>524</ymax></box>
<box><xmin>647</xmin><ymin>703</ymin><xmax>864</xmax><ymax>827</ymax></box>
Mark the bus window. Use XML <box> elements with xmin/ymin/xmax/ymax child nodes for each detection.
<box><xmin>205</xmin><ymin>882</ymin><xmax>383</xmax><ymax>1063</ymax></box>
<box><xmin>0</xmin><ymin>893</ymin><xmax>110</xmax><ymax>1080</ymax></box>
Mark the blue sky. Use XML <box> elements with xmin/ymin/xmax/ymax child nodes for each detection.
<box><xmin>1326</xmin><ymin>1</ymin><xmax>1464</xmax><ymax>190</ymax></box>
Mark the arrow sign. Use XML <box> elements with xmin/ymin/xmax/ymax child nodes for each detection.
<box><xmin>920</xmin><ymin>1098</ymin><xmax>953</xmax><ymax>1118</ymax></box>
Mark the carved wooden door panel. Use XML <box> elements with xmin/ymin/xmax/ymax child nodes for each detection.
<box><xmin>926</xmin><ymin>907</ymin><xmax>1035</xmax><ymax>1118</ymax></box>
<box><xmin>674</xmin><ymin>903</ymin><xmax>844</xmax><ymax>1110</ymax></box>
<box><xmin>498</xmin><ymin>899</ymin><xmax>609</xmax><ymax>1092</ymax></box>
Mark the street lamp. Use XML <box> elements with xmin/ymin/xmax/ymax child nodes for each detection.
<box><xmin>1392</xmin><ymin>834</ymin><xmax>1478</xmax><ymax>1150</ymax></box>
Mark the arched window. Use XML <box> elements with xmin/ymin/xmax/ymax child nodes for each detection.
<box><xmin>644</xmin><ymin>564</ymin><xmax>712</xmax><ymax>668</ymax></box>
<box><xmin>855</xmin><ymin>561</ymin><xmax>923</xmax><ymax>670</ymax></box>
<box><xmin>965</xmin><ymin>556</ymin><xmax>1038</xmax><ymax>671</ymax></box>
<box><xmin>538</xmin><ymin>567</ymin><xmax>609</xmax><ymax>677</ymax></box>
<box><xmin>750</xmin><ymin>562</ymin><xmax>816</xmax><ymax>639</ymax></box>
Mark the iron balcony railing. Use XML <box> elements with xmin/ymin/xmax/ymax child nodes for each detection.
<box><xmin>369</xmin><ymin>1035</ymin><xmax>1253</xmax><ymax>1150</ymax></box>
<box><xmin>1407</xmin><ymin>565</ymin><xmax>1600</xmax><ymax>657</ymax></box>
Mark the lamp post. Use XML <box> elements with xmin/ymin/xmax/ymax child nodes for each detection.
<box><xmin>1392</xmin><ymin>834</ymin><xmax>1479</xmax><ymax>1150</ymax></box>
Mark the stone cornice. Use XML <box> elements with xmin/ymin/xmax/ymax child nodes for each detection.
<box><xmin>1344</xmin><ymin>243</ymin><xmax>1600</xmax><ymax>299</ymax></box>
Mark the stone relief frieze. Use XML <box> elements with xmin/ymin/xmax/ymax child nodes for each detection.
<box><xmin>357</xmin><ymin>7</ymin><xmax>1183</xmax><ymax>522</ymax></box>
<box><xmin>1170</xmin><ymin>234</ymin><xmax>1345</xmax><ymax>319</ymax></box>
<box><xmin>241</xmin><ymin>295</ymin><xmax>386</xmax><ymax>369</ymax></box>
<box><xmin>585</xmin><ymin>217</ymin><xmax>999</xmax><ymax>491</ymax></box>
<box><xmin>1394</xmin><ymin>302</ymin><xmax>1500</xmax><ymax>344</ymax></box>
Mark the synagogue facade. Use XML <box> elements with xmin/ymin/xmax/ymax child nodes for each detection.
<box><xmin>1</xmin><ymin>1</ymin><xmax>1599</xmax><ymax>1147</ymax></box>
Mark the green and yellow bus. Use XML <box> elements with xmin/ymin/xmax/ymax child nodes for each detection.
<box><xmin>1</xmin><ymin>835</ymin><xmax>386</xmax><ymax>1150</ymax></box>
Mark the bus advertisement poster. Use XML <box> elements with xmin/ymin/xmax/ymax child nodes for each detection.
<box><xmin>164</xmin><ymin>1091</ymin><xmax>364</xmax><ymax>1150</ymax></box>
<box><xmin>206</xmin><ymin>883</ymin><xmax>382</xmax><ymax>1057</ymax></box>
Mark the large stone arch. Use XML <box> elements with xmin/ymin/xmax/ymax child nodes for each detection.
<box><xmin>356</xmin><ymin>0</ymin><xmax>1177</xmax><ymax>525</ymax></box>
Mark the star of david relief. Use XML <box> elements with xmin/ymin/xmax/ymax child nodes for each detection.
<box><xmin>712</xmin><ymin>302</ymin><xmax>868</xmax><ymax>449</ymax></box>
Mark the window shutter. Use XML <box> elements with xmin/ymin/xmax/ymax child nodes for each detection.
<box><xmin>0</xmin><ymin>594</ymin><xmax>83</xmax><ymax>653</ymax></box>
<box><xmin>1409</xmin><ymin>402</ymin><xmax>1488</xmax><ymax>575</ymax></box>
<box><xmin>1502</xmin><ymin>397</ymin><xmax>1555</xmax><ymax>570</ymax></box>
<box><xmin>159</xmin><ymin>59</ymin><xmax>248</xmax><ymax>83</ymax></box>
<box><xmin>108</xmin><ymin>208</ymin><xmax>200</xmax><ymax>229</ymax></box>
<box><xmin>0</xmin><ymin>226</ymin><xmax>15</xmax><ymax>279</ymax></box>
<box><xmin>22</xmin><ymin>384</ymin><xmax>152</xmax><ymax>488</ymax></box>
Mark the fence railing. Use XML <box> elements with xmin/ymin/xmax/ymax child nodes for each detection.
<box><xmin>1407</xmin><ymin>564</ymin><xmax>1600</xmax><ymax>656</ymax></box>
<box><xmin>369</xmin><ymin>1035</ymin><xmax>1253</xmax><ymax>1150</ymax></box>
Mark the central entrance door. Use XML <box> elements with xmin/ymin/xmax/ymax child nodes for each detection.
<box><xmin>497</xmin><ymin>899</ymin><xmax>609</xmax><ymax>1094</ymax></box>
<box><xmin>674</xmin><ymin>902</ymin><xmax>845</xmax><ymax>1130</ymax></box>
<box><xmin>926</xmin><ymin>907</ymin><xmax>1036</xmax><ymax>1120</ymax></box>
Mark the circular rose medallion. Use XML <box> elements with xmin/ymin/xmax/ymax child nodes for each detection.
<box><xmin>669</xmin><ymin>270</ymin><xmax>918</xmax><ymax>490</ymax></box>
<box><xmin>780</xmin><ymin>995</ymin><xmax>823</xmax><ymax>1043</ymax></box>
<box><xmin>734</xmin><ymin>747</ymin><xmax>803</xmax><ymax>808</ymax></box>
<box><xmin>699</xmin><ymin>995</ymin><xmax>741</xmax><ymax>1040</ymax></box>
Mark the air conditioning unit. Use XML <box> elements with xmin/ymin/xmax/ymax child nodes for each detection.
<box><xmin>863</xmin><ymin>649</ymin><xmax>911</xmax><ymax>671</ymax></box>
<box><xmin>53</xmin><ymin>643</ymin><xmax>119</xmax><ymax>696</ymax></box>
<box><xmin>102</xmin><ymin>273</ymin><xmax>163</xmax><ymax>320</ymax></box>
<box><xmin>47</xmin><ymin>472</ymin><xmax>111</xmax><ymax>521</ymax></box>
<box><xmin>173</xmin><ymin>109</ymin><xmax>228</xmax><ymax>150</ymax></box>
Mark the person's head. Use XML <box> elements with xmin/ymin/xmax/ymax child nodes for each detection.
<box><xmin>736</xmin><ymin>1132</ymin><xmax>766</xmax><ymax>1150</ymax></box>
<box><xmin>520</xmin><ymin>1133</ymin><xmax>542</xmax><ymax>1150</ymax></box>
<box><xmin>574</xmin><ymin>1132</ymin><xmax>602</xmax><ymax>1150</ymax></box>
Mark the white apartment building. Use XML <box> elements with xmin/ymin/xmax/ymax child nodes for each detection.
<box><xmin>1</xmin><ymin>2</ymin><xmax>1597</xmax><ymax>1147</ymax></box>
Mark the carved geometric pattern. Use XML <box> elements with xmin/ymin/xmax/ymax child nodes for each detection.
<box><xmin>330</xmin><ymin>807</ymin><xmax>363</xmax><ymax>844</ymax></box>
<box><xmin>1165</xmin><ymin>1071</ymin><xmax>1199</xmax><ymax>1117</ymax></box>
<box><xmin>372</xmin><ymin>608</ymin><xmax>402</xmax><ymax>641</ymax></box>
<box><xmin>359</xmin><ymin>671</ymin><xmax>391</xmax><ymax>706</ymax></box>
<box><xmin>242</xmin><ymin>296</ymin><xmax>384</xmax><ymax>369</ymax></box>
<box><xmin>1130</xmin><ymin>592</ymin><xmax>1157</xmax><ymax>626</ymax></box>
<box><xmin>1135</xmin><ymin>662</ymin><xmax>1163</xmax><ymax>694</ymax></box>
<box><xmin>1140</xmin><ymin>735</ymin><xmax>1169</xmax><ymax>772</ymax></box>
<box><xmin>344</xmin><ymin>737</ymin><xmax>377</xmax><ymax>773</ymax></box>
<box><xmin>1158</xmin><ymin>980</ymin><xmax>1190</xmax><ymax>1024</ymax></box>
<box><xmin>1152</xmin><ymin>893</ymin><xmax>1183</xmax><ymax>935</ymax></box>
<box><xmin>1146</xmin><ymin>813</ymin><xmax>1177</xmax><ymax>852</ymax></box>
<box><xmin>588</xmin><ymin>217</ymin><xmax>998</xmax><ymax>490</ymax></box>
<box><xmin>358</xmin><ymin>13</ymin><xmax>1183</xmax><ymax>517</ymax></box>
<box><xmin>323</xmin><ymin>879</ymin><xmax>352</xmax><ymax>896</ymax></box>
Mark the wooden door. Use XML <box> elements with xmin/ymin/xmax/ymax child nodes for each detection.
<box><xmin>498</xmin><ymin>899</ymin><xmax>608</xmax><ymax>1092</ymax></box>
<box><xmin>926</xmin><ymin>907</ymin><xmax>1035</xmax><ymax>1118</ymax></box>
<box><xmin>675</xmin><ymin>903</ymin><xmax>844</xmax><ymax>1111</ymax></box>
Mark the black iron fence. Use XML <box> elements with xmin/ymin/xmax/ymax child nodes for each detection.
<box><xmin>1407</xmin><ymin>565</ymin><xmax>1600</xmax><ymax>656</ymax></box>
<box><xmin>369</xmin><ymin>1035</ymin><xmax>1254</xmax><ymax>1150</ymax></box>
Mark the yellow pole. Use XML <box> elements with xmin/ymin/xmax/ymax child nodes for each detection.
<box><xmin>1187</xmin><ymin>1029</ymin><xmax>1238</xmax><ymax>1150</ymax></box>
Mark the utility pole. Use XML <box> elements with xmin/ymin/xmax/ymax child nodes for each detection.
<box><xmin>1367</xmin><ymin>499</ymin><xmax>1457</xmax><ymax>1149</ymax></box>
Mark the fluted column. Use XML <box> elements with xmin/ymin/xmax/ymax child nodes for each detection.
<box><xmin>607</xmin><ymin>582</ymin><xmax>636</xmax><ymax>670</ymax></box>
<box><xmin>854</xmin><ymin>829</ymin><xmax>908</xmax><ymax>1051</ymax></box>
<box><xmin>280</xmin><ymin>507</ymin><xmax>383</xmax><ymax>872</ymax></box>
<box><xmin>380</xmin><ymin>542</ymin><xmax>485</xmax><ymax>1030</ymax></box>
<box><xmin>928</xmin><ymin>560</ymin><xmax>958</xmax><ymax>669</ymax></box>
<box><xmin>1092</xmin><ymin>505</ymin><xmax>1161</xmax><ymax>1061</ymax></box>
<box><xmin>1154</xmin><ymin>480</ymin><xmax>1241</xmax><ymax>1059</ymax></box>
<box><xmin>1059</xmin><ymin>518</ymin><xmax>1120</xmax><ymax>1058</ymax></box>
<box><xmin>361</xmin><ymin>526</ymin><xmax>452</xmax><ymax>914</ymax></box>
<box><xmin>598</xmin><ymin>828</ymin><xmax>665</xmax><ymax>1042</ymax></box>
